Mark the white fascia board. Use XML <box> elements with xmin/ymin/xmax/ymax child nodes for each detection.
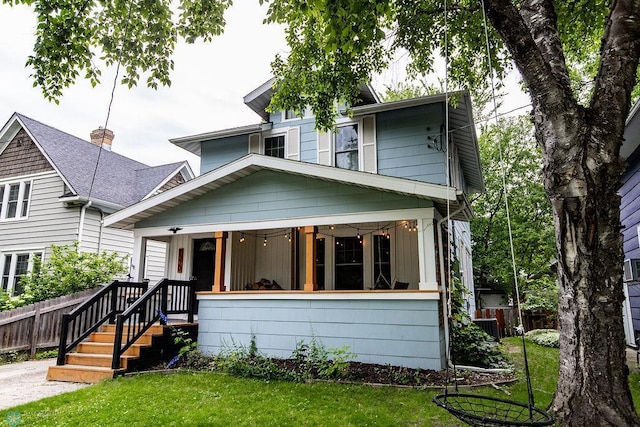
<box><xmin>170</xmin><ymin>123</ymin><xmax>266</xmax><ymax>146</ymax></box>
<box><xmin>105</xmin><ymin>154</ymin><xmax>458</xmax><ymax>228</ymax></box>
<box><xmin>140</xmin><ymin>162</ymin><xmax>194</xmax><ymax>201</ymax></box>
<box><xmin>59</xmin><ymin>195</ymin><xmax>123</xmax><ymax>213</ymax></box>
<box><xmin>131</xmin><ymin>207</ymin><xmax>436</xmax><ymax>238</ymax></box>
<box><xmin>197</xmin><ymin>290</ymin><xmax>440</xmax><ymax>301</ymax></box>
<box><xmin>345</xmin><ymin>91</ymin><xmax>467</xmax><ymax>116</ymax></box>
<box><xmin>243</xmin><ymin>78</ymin><xmax>275</xmax><ymax>104</ymax></box>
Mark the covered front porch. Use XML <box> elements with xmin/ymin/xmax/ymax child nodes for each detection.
<box><xmin>105</xmin><ymin>156</ymin><xmax>472</xmax><ymax>369</ymax></box>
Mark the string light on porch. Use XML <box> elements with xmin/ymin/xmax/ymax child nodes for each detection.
<box><xmin>263</xmin><ymin>235</ymin><xmax>268</xmax><ymax>247</ymax></box>
<box><xmin>239</xmin><ymin>233</ymin><xmax>245</xmax><ymax>243</ymax></box>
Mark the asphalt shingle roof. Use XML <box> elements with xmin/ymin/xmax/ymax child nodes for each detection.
<box><xmin>16</xmin><ymin>113</ymin><xmax>184</xmax><ymax>207</ymax></box>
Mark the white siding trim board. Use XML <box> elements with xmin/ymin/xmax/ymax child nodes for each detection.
<box><xmin>197</xmin><ymin>290</ymin><xmax>440</xmax><ymax>301</ymax></box>
<box><xmin>131</xmin><ymin>207</ymin><xmax>435</xmax><ymax>237</ymax></box>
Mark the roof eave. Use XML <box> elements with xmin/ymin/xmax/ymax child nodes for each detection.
<box><xmin>105</xmin><ymin>154</ymin><xmax>466</xmax><ymax>230</ymax></box>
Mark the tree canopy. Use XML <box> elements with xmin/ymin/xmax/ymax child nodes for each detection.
<box><xmin>471</xmin><ymin>116</ymin><xmax>555</xmax><ymax>299</ymax></box>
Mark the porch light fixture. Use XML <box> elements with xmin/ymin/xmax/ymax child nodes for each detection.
<box><xmin>240</xmin><ymin>233</ymin><xmax>245</xmax><ymax>243</ymax></box>
<box><xmin>356</xmin><ymin>229</ymin><xmax>361</xmax><ymax>240</ymax></box>
<box><xmin>263</xmin><ymin>235</ymin><xmax>268</xmax><ymax>247</ymax></box>
<box><xmin>330</xmin><ymin>224</ymin><xmax>335</xmax><ymax>230</ymax></box>
<box><xmin>168</xmin><ymin>227</ymin><xmax>182</xmax><ymax>234</ymax></box>
<box><xmin>199</xmin><ymin>241</ymin><xmax>215</xmax><ymax>251</ymax></box>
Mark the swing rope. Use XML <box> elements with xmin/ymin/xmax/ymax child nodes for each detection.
<box><xmin>433</xmin><ymin>1</ymin><xmax>553</xmax><ymax>425</ymax></box>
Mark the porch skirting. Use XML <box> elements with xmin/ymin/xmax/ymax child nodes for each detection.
<box><xmin>196</xmin><ymin>291</ymin><xmax>446</xmax><ymax>370</ymax></box>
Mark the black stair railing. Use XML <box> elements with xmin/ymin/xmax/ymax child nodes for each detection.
<box><xmin>56</xmin><ymin>281</ymin><xmax>149</xmax><ymax>366</ymax></box>
<box><xmin>111</xmin><ymin>279</ymin><xmax>196</xmax><ymax>370</ymax></box>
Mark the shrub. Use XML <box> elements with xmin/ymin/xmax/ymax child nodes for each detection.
<box><xmin>525</xmin><ymin>329</ymin><xmax>559</xmax><ymax>348</ymax></box>
<box><xmin>521</xmin><ymin>275</ymin><xmax>559</xmax><ymax>314</ymax></box>
<box><xmin>450</xmin><ymin>277</ymin><xmax>509</xmax><ymax>368</ymax></box>
<box><xmin>1</xmin><ymin>242</ymin><xmax>128</xmax><ymax>311</ymax></box>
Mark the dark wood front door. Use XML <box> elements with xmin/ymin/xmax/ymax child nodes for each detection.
<box><xmin>192</xmin><ymin>238</ymin><xmax>216</xmax><ymax>293</ymax></box>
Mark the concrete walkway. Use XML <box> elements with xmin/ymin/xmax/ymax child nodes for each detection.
<box><xmin>0</xmin><ymin>358</ymin><xmax>89</xmax><ymax>411</ymax></box>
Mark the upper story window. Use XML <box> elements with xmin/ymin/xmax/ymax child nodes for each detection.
<box><xmin>335</xmin><ymin>124</ymin><xmax>359</xmax><ymax>170</ymax></box>
<box><xmin>284</xmin><ymin>110</ymin><xmax>299</xmax><ymax>120</ymax></box>
<box><xmin>0</xmin><ymin>180</ymin><xmax>32</xmax><ymax>221</ymax></box>
<box><xmin>264</xmin><ymin>135</ymin><xmax>286</xmax><ymax>158</ymax></box>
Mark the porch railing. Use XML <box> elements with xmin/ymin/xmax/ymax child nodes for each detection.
<box><xmin>56</xmin><ymin>281</ymin><xmax>149</xmax><ymax>366</ymax></box>
<box><xmin>111</xmin><ymin>279</ymin><xmax>196</xmax><ymax>369</ymax></box>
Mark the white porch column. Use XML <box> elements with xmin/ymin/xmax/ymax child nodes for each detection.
<box><xmin>417</xmin><ymin>211</ymin><xmax>438</xmax><ymax>290</ymax></box>
<box><xmin>131</xmin><ymin>234</ymin><xmax>147</xmax><ymax>282</ymax></box>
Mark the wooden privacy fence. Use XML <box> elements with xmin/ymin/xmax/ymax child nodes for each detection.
<box><xmin>475</xmin><ymin>308</ymin><xmax>517</xmax><ymax>337</ymax></box>
<box><xmin>0</xmin><ymin>288</ymin><xmax>99</xmax><ymax>357</ymax></box>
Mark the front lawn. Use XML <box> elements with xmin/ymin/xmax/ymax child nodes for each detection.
<box><xmin>1</xmin><ymin>339</ymin><xmax>639</xmax><ymax>426</ymax></box>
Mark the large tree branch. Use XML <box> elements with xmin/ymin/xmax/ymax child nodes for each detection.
<box><xmin>590</xmin><ymin>0</ymin><xmax>640</xmax><ymax>137</ymax></box>
<box><xmin>520</xmin><ymin>0</ymin><xmax>571</xmax><ymax>89</ymax></box>
<box><xmin>482</xmin><ymin>0</ymin><xmax>576</xmax><ymax>115</ymax></box>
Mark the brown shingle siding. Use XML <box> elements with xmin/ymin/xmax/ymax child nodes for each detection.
<box><xmin>158</xmin><ymin>173</ymin><xmax>186</xmax><ymax>192</ymax></box>
<box><xmin>0</xmin><ymin>129</ymin><xmax>53</xmax><ymax>179</ymax></box>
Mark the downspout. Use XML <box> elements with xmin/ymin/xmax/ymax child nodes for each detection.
<box><xmin>436</xmin><ymin>204</ymin><xmax>466</xmax><ymax>370</ymax></box>
<box><xmin>97</xmin><ymin>209</ymin><xmax>105</xmax><ymax>253</ymax></box>
<box><xmin>77</xmin><ymin>200</ymin><xmax>93</xmax><ymax>247</ymax></box>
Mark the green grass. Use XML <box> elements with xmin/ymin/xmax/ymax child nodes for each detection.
<box><xmin>0</xmin><ymin>339</ymin><xmax>638</xmax><ymax>426</ymax></box>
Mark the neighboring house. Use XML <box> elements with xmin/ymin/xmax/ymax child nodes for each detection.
<box><xmin>0</xmin><ymin>113</ymin><xmax>194</xmax><ymax>296</ymax></box>
<box><xmin>105</xmin><ymin>79</ymin><xmax>483</xmax><ymax>370</ymax></box>
<box><xmin>621</xmin><ymin>101</ymin><xmax>640</xmax><ymax>347</ymax></box>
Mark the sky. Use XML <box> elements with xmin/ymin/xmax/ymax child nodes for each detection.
<box><xmin>0</xmin><ymin>3</ymin><xmax>530</xmax><ymax>176</ymax></box>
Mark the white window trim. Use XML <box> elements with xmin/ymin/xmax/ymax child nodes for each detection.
<box><xmin>281</xmin><ymin>109</ymin><xmax>302</xmax><ymax>122</ymax></box>
<box><xmin>0</xmin><ymin>179</ymin><xmax>33</xmax><ymax>222</ymax></box>
<box><xmin>0</xmin><ymin>249</ymin><xmax>44</xmax><ymax>296</ymax></box>
<box><xmin>333</xmin><ymin>118</ymin><xmax>364</xmax><ymax>171</ymax></box>
<box><xmin>261</xmin><ymin>129</ymin><xmax>289</xmax><ymax>158</ymax></box>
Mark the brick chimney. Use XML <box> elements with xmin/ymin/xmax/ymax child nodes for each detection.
<box><xmin>90</xmin><ymin>127</ymin><xmax>114</xmax><ymax>151</ymax></box>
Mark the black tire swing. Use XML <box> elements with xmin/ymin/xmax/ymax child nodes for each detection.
<box><xmin>432</xmin><ymin>2</ymin><xmax>553</xmax><ymax>425</ymax></box>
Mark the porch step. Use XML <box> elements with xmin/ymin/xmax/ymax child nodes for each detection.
<box><xmin>47</xmin><ymin>323</ymin><xmax>164</xmax><ymax>383</ymax></box>
<box><xmin>65</xmin><ymin>353</ymin><xmax>137</xmax><ymax>370</ymax></box>
<box><xmin>76</xmin><ymin>341</ymin><xmax>146</xmax><ymax>357</ymax></box>
<box><xmin>90</xmin><ymin>331</ymin><xmax>153</xmax><ymax>345</ymax></box>
<box><xmin>46</xmin><ymin>364</ymin><xmax>125</xmax><ymax>384</ymax></box>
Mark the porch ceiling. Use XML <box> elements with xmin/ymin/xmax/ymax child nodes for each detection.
<box><xmin>104</xmin><ymin>155</ymin><xmax>471</xmax><ymax>230</ymax></box>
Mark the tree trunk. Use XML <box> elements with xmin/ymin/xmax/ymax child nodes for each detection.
<box><xmin>534</xmin><ymin>106</ymin><xmax>638</xmax><ymax>426</ymax></box>
<box><xmin>482</xmin><ymin>1</ymin><xmax>640</xmax><ymax>424</ymax></box>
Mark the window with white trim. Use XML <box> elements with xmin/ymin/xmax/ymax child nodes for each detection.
<box><xmin>0</xmin><ymin>180</ymin><xmax>32</xmax><ymax>220</ymax></box>
<box><xmin>334</xmin><ymin>124</ymin><xmax>359</xmax><ymax>170</ymax></box>
<box><xmin>284</xmin><ymin>110</ymin><xmax>299</xmax><ymax>120</ymax></box>
<box><xmin>1</xmin><ymin>251</ymin><xmax>42</xmax><ymax>296</ymax></box>
<box><xmin>264</xmin><ymin>135</ymin><xmax>286</xmax><ymax>158</ymax></box>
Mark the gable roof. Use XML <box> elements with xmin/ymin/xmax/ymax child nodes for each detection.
<box><xmin>105</xmin><ymin>154</ymin><xmax>472</xmax><ymax>230</ymax></box>
<box><xmin>242</xmin><ymin>77</ymin><xmax>381</xmax><ymax>122</ymax></box>
<box><xmin>0</xmin><ymin>113</ymin><xmax>194</xmax><ymax>210</ymax></box>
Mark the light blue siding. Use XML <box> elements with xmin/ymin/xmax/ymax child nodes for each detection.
<box><xmin>272</xmin><ymin>116</ymin><xmax>317</xmax><ymax>163</ymax></box>
<box><xmin>197</xmin><ymin>297</ymin><xmax>446</xmax><ymax>369</ymax></box>
<box><xmin>377</xmin><ymin>104</ymin><xmax>448</xmax><ymax>184</ymax></box>
<box><xmin>136</xmin><ymin>170</ymin><xmax>433</xmax><ymax>228</ymax></box>
<box><xmin>200</xmin><ymin>134</ymin><xmax>248</xmax><ymax>174</ymax></box>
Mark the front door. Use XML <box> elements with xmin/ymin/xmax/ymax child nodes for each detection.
<box><xmin>192</xmin><ymin>238</ymin><xmax>216</xmax><ymax>293</ymax></box>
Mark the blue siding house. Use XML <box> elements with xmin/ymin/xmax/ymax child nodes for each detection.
<box><xmin>105</xmin><ymin>79</ymin><xmax>483</xmax><ymax>370</ymax></box>
<box><xmin>621</xmin><ymin>101</ymin><xmax>640</xmax><ymax>347</ymax></box>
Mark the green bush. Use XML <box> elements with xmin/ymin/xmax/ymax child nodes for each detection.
<box><xmin>525</xmin><ymin>329</ymin><xmax>559</xmax><ymax>348</ymax></box>
<box><xmin>1</xmin><ymin>242</ymin><xmax>127</xmax><ymax>312</ymax></box>
<box><xmin>521</xmin><ymin>276</ymin><xmax>559</xmax><ymax>314</ymax></box>
<box><xmin>450</xmin><ymin>277</ymin><xmax>509</xmax><ymax>368</ymax></box>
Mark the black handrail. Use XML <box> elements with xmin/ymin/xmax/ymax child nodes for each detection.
<box><xmin>111</xmin><ymin>279</ymin><xmax>196</xmax><ymax>370</ymax></box>
<box><xmin>56</xmin><ymin>280</ymin><xmax>149</xmax><ymax>365</ymax></box>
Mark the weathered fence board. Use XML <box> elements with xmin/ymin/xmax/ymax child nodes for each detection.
<box><xmin>0</xmin><ymin>288</ymin><xmax>99</xmax><ymax>356</ymax></box>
